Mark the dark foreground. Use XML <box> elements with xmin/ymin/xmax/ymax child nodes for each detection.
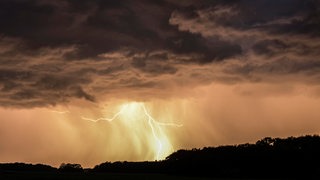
<box><xmin>0</xmin><ymin>171</ymin><xmax>289</xmax><ymax>180</ymax></box>
<box><xmin>1</xmin><ymin>135</ymin><xmax>320</xmax><ymax>179</ymax></box>
<box><xmin>2</xmin><ymin>171</ymin><xmax>201</xmax><ymax>180</ymax></box>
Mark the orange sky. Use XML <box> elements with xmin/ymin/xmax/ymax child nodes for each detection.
<box><xmin>1</xmin><ymin>83</ymin><xmax>320</xmax><ymax>167</ymax></box>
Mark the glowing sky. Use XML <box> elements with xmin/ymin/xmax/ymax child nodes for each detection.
<box><xmin>1</xmin><ymin>0</ymin><xmax>320</xmax><ymax>167</ymax></box>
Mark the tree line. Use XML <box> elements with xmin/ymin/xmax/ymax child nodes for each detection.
<box><xmin>1</xmin><ymin>135</ymin><xmax>320</xmax><ymax>178</ymax></box>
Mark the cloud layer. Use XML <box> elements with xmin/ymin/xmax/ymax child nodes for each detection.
<box><xmin>1</xmin><ymin>1</ymin><xmax>320</xmax><ymax>167</ymax></box>
<box><xmin>0</xmin><ymin>0</ymin><xmax>320</xmax><ymax>107</ymax></box>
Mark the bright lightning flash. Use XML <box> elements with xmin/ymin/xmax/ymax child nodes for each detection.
<box><xmin>49</xmin><ymin>110</ymin><xmax>70</xmax><ymax>114</ymax></box>
<box><xmin>81</xmin><ymin>105</ymin><xmax>127</xmax><ymax>122</ymax></box>
<box><xmin>81</xmin><ymin>102</ymin><xmax>182</xmax><ymax>160</ymax></box>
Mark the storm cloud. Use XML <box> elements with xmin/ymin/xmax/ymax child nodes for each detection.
<box><xmin>0</xmin><ymin>0</ymin><xmax>320</xmax><ymax>107</ymax></box>
<box><xmin>2</xmin><ymin>1</ymin><xmax>320</xmax><ymax>168</ymax></box>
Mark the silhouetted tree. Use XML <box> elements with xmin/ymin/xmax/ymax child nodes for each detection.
<box><xmin>93</xmin><ymin>135</ymin><xmax>320</xmax><ymax>178</ymax></box>
<box><xmin>256</xmin><ymin>137</ymin><xmax>275</xmax><ymax>146</ymax></box>
<box><xmin>0</xmin><ymin>163</ymin><xmax>56</xmax><ymax>172</ymax></box>
<box><xmin>2</xmin><ymin>135</ymin><xmax>320</xmax><ymax>178</ymax></box>
<box><xmin>59</xmin><ymin>163</ymin><xmax>83</xmax><ymax>173</ymax></box>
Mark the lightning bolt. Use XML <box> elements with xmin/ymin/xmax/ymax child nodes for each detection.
<box><xmin>142</xmin><ymin>104</ymin><xmax>165</xmax><ymax>160</ymax></box>
<box><xmin>81</xmin><ymin>104</ymin><xmax>128</xmax><ymax>122</ymax></box>
<box><xmin>80</xmin><ymin>103</ymin><xmax>182</xmax><ymax>160</ymax></box>
<box><xmin>49</xmin><ymin>110</ymin><xmax>70</xmax><ymax>114</ymax></box>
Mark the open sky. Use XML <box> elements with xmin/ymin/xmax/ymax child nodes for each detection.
<box><xmin>1</xmin><ymin>0</ymin><xmax>320</xmax><ymax>167</ymax></box>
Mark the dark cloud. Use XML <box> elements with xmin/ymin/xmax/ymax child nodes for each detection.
<box><xmin>131</xmin><ymin>51</ymin><xmax>178</xmax><ymax>74</ymax></box>
<box><xmin>0</xmin><ymin>69</ymin><xmax>34</xmax><ymax>82</ymax></box>
<box><xmin>252</xmin><ymin>39</ymin><xmax>289</xmax><ymax>56</ymax></box>
<box><xmin>253</xmin><ymin>0</ymin><xmax>320</xmax><ymax>36</ymax></box>
<box><xmin>0</xmin><ymin>0</ymin><xmax>320</xmax><ymax>107</ymax></box>
<box><xmin>224</xmin><ymin>58</ymin><xmax>320</xmax><ymax>83</ymax></box>
<box><xmin>0</xmin><ymin>0</ymin><xmax>244</xmax><ymax>61</ymax></box>
<box><xmin>0</xmin><ymin>67</ymin><xmax>95</xmax><ymax>107</ymax></box>
<box><xmin>165</xmin><ymin>33</ymin><xmax>242</xmax><ymax>63</ymax></box>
